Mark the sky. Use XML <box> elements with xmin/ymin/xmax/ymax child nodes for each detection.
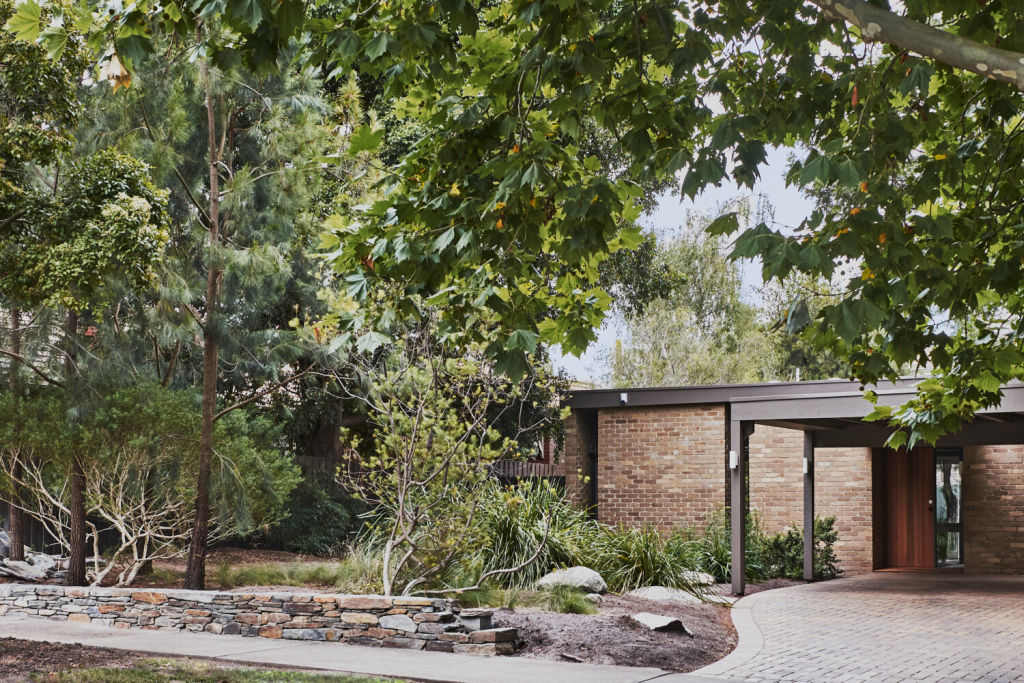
<box><xmin>549</xmin><ymin>146</ymin><xmax>816</xmax><ymax>385</ymax></box>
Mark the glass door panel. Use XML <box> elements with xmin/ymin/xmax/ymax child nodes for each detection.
<box><xmin>935</xmin><ymin>450</ymin><xmax>963</xmax><ymax>566</ymax></box>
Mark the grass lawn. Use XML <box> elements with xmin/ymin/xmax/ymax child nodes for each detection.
<box><xmin>29</xmin><ymin>659</ymin><xmax>400</xmax><ymax>682</ymax></box>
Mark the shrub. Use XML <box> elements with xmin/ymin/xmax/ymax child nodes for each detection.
<box><xmin>256</xmin><ymin>473</ymin><xmax>364</xmax><ymax>556</ymax></box>
<box><xmin>756</xmin><ymin>516</ymin><xmax>842</xmax><ymax>580</ymax></box>
<box><xmin>0</xmin><ymin>386</ymin><xmax>301</xmax><ymax>586</ymax></box>
<box><xmin>675</xmin><ymin>507</ymin><xmax>843</xmax><ymax>583</ymax></box>
<box><xmin>533</xmin><ymin>586</ymin><xmax>599</xmax><ymax>614</ymax></box>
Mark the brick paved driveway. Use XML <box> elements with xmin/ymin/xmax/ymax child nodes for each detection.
<box><xmin>696</xmin><ymin>572</ymin><xmax>1024</xmax><ymax>682</ymax></box>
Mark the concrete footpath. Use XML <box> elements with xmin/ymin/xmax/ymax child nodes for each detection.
<box><xmin>0</xmin><ymin>612</ymin><xmax>721</xmax><ymax>683</ymax></box>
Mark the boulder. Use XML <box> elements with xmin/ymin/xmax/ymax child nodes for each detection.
<box><xmin>584</xmin><ymin>593</ymin><xmax>603</xmax><ymax>605</ymax></box>
<box><xmin>0</xmin><ymin>531</ymin><xmax>9</xmax><ymax>558</ymax></box>
<box><xmin>536</xmin><ymin>567</ymin><xmax>607</xmax><ymax>594</ymax></box>
<box><xmin>628</xmin><ymin>586</ymin><xmax>701</xmax><ymax>604</ymax></box>
<box><xmin>630</xmin><ymin>612</ymin><xmax>693</xmax><ymax>637</ymax></box>
<box><xmin>0</xmin><ymin>559</ymin><xmax>47</xmax><ymax>582</ymax></box>
<box><xmin>26</xmin><ymin>553</ymin><xmax>56</xmax><ymax>573</ymax></box>
<box><xmin>681</xmin><ymin>570</ymin><xmax>717</xmax><ymax>587</ymax></box>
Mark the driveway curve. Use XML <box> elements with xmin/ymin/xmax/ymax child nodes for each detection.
<box><xmin>696</xmin><ymin>572</ymin><xmax>1024</xmax><ymax>682</ymax></box>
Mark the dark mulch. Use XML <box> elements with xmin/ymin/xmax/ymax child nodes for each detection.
<box><xmin>494</xmin><ymin>593</ymin><xmax>737</xmax><ymax>672</ymax></box>
<box><xmin>738</xmin><ymin>578</ymin><xmax>805</xmax><ymax>595</ymax></box>
<box><xmin>494</xmin><ymin>580</ymin><xmax>806</xmax><ymax>671</ymax></box>
<box><xmin>0</xmin><ymin>638</ymin><xmax>144</xmax><ymax>681</ymax></box>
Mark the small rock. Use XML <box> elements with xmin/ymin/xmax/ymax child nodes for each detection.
<box><xmin>536</xmin><ymin>567</ymin><xmax>607</xmax><ymax>594</ymax></box>
<box><xmin>584</xmin><ymin>593</ymin><xmax>603</xmax><ymax>605</ymax></box>
<box><xmin>681</xmin><ymin>570</ymin><xmax>716</xmax><ymax>587</ymax></box>
<box><xmin>630</xmin><ymin>612</ymin><xmax>694</xmax><ymax>637</ymax></box>
<box><xmin>628</xmin><ymin>586</ymin><xmax>701</xmax><ymax>604</ymax></box>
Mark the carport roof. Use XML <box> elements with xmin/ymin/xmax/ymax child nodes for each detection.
<box><xmin>567</xmin><ymin>378</ymin><xmax>1024</xmax><ymax>447</ymax></box>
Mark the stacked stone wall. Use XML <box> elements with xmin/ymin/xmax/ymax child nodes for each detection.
<box><xmin>0</xmin><ymin>585</ymin><xmax>515</xmax><ymax>655</ymax></box>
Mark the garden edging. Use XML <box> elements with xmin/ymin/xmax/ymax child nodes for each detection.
<box><xmin>0</xmin><ymin>583</ymin><xmax>516</xmax><ymax>655</ymax></box>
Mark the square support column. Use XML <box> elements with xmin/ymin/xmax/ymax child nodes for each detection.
<box><xmin>803</xmin><ymin>430</ymin><xmax>815</xmax><ymax>581</ymax></box>
<box><xmin>730</xmin><ymin>419</ymin><xmax>750</xmax><ymax>595</ymax></box>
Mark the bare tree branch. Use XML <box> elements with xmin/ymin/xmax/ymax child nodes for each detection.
<box><xmin>812</xmin><ymin>0</ymin><xmax>1024</xmax><ymax>89</ymax></box>
<box><xmin>213</xmin><ymin>367</ymin><xmax>313</xmax><ymax>421</ymax></box>
<box><xmin>0</xmin><ymin>349</ymin><xmax>65</xmax><ymax>388</ymax></box>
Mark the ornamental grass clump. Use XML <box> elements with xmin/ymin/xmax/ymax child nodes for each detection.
<box><xmin>470</xmin><ymin>479</ymin><xmax>602</xmax><ymax>590</ymax></box>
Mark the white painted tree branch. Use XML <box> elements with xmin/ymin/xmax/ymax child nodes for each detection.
<box><xmin>812</xmin><ymin>0</ymin><xmax>1024</xmax><ymax>90</ymax></box>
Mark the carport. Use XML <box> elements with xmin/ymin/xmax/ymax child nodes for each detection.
<box><xmin>728</xmin><ymin>381</ymin><xmax>1024</xmax><ymax>594</ymax></box>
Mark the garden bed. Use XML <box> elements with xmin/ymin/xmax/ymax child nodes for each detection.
<box><xmin>0</xmin><ymin>546</ymin><xmax>808</xmax><ymax>671</ymax></box>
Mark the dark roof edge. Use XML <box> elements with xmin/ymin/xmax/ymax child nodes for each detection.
<box><xmin>566</xmin><ymin>378</ymin><xmax>925</xmax><ymax>410</ymax></box>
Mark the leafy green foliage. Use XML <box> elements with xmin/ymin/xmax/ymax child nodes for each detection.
<box><xmin>598</xmin><ymin>233</ymin><xmax>687</xmax><ymax>319</ymax></box>
<box><xmin>17</xmin><ymin>0</ymin><xmax>1024</xmax><ymax>439</ymax></box>
<box><xmin>1</xmin><ymin>150</ymin><xmax>170</xmax><ymax>312</ymax></box>
<box><xmin>533</xmin><ymin>585</ymin><xmax>599</xmax><ymax>615</ymax></box>
<box><xmin>457</xmin><ymin>480</ymin><xmax>704</xmax><ymax>593</ymax></box>
<box><xmin>469</xmin><ymin>479</ymin><xmax>599</xmax><ymax>590</ymax></box>
<box><xmin>0</xmin><ymin>0</ymin><xmax>85</xmax><ymax>184</ymax></box>
<box><xmin>339</xmin><ymin>341</ymin><xmax>557</xmax><ymax>595</ymax></box>
<box><xmin>755</xmin><ymin>516</ymin><xmax>842</xmax><ymax>582</ymax></box>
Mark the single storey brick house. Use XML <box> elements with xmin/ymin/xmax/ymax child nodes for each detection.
<box><xmin>563</xmin><ymin>379</ymin><xmax>1024</xmax><ymax>593</ymax></box>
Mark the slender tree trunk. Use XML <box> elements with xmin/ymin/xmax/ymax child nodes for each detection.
<box><xmin>65</xmin><ymin>310</ymin><xmax>87</xmax><ymax>586</ymax></box>
<box><xmin>7</xmin><ymin>308</ymin><xmax>24</xmax><ymax>562</ymax></box>
<box><xmin>183</xmin><ymin>56</ymin><xmax>221</xmax><ymax>591</ymax></box>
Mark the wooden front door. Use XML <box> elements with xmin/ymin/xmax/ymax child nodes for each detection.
<box><xmin>886</xmin><ymin>448</ymin><xmax>935</xmax><ymax>568</ymax></box>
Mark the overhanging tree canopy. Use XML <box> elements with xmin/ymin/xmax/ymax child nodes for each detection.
<box><xmin>10</xmin><ymin>0</ymin><xmax>1024</xmax><ymax>444</ymax></box>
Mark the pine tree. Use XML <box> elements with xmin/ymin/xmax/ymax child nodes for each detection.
<box><xmin>77</xmin><ymin>39</ymin><xmax>341</xmax><ymax>588</ymax></box>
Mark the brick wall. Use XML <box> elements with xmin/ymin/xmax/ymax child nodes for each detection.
<box><xmin>595</xmin><ymin>404</ymin><xmax>726</xmax><ymax>531</ymax></box>
<box><xmin>815</xmin><ymin>446</ymin><xmax>875</xmax><ymax>573</ymax></box>
<box><xmin>748</xmin><ymin>425</ymin><xmax>804</xmax><ymax>533</ymax></box>
<box><xmin>964</xmin><ymin>445</ymin><xmax>1024</xmax><ymax>574</ymax></box>
<box><xmin>748</xmin><ymin>427</ymin><xmax>875</xmax><ymax>573</ymax></box>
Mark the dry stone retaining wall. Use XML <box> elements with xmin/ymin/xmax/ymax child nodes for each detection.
<box><xmin>0</xmin><ymin>584</ymin><xmax>516</xmax><ymax>655</ymax></box>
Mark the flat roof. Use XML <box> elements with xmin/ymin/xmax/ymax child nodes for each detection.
<box><xmin>566</xmin><ymin>378</ymin><xmax>923</xmax><ymax>410</ymax></box>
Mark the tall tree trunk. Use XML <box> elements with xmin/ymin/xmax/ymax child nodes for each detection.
<box><xmin>7</xmin><ymin>308</ymin><xmax>24</xmax><ymax>562</ymax></box>
<box><xmin>65</xmin><ymin>310</ymin><xmax>87</xmax><ymax>586</ymax></box>
<box><xmin>183</xmin><ymin>57</ymin><xmax>221</xmax><ymax>590</ymax></box>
